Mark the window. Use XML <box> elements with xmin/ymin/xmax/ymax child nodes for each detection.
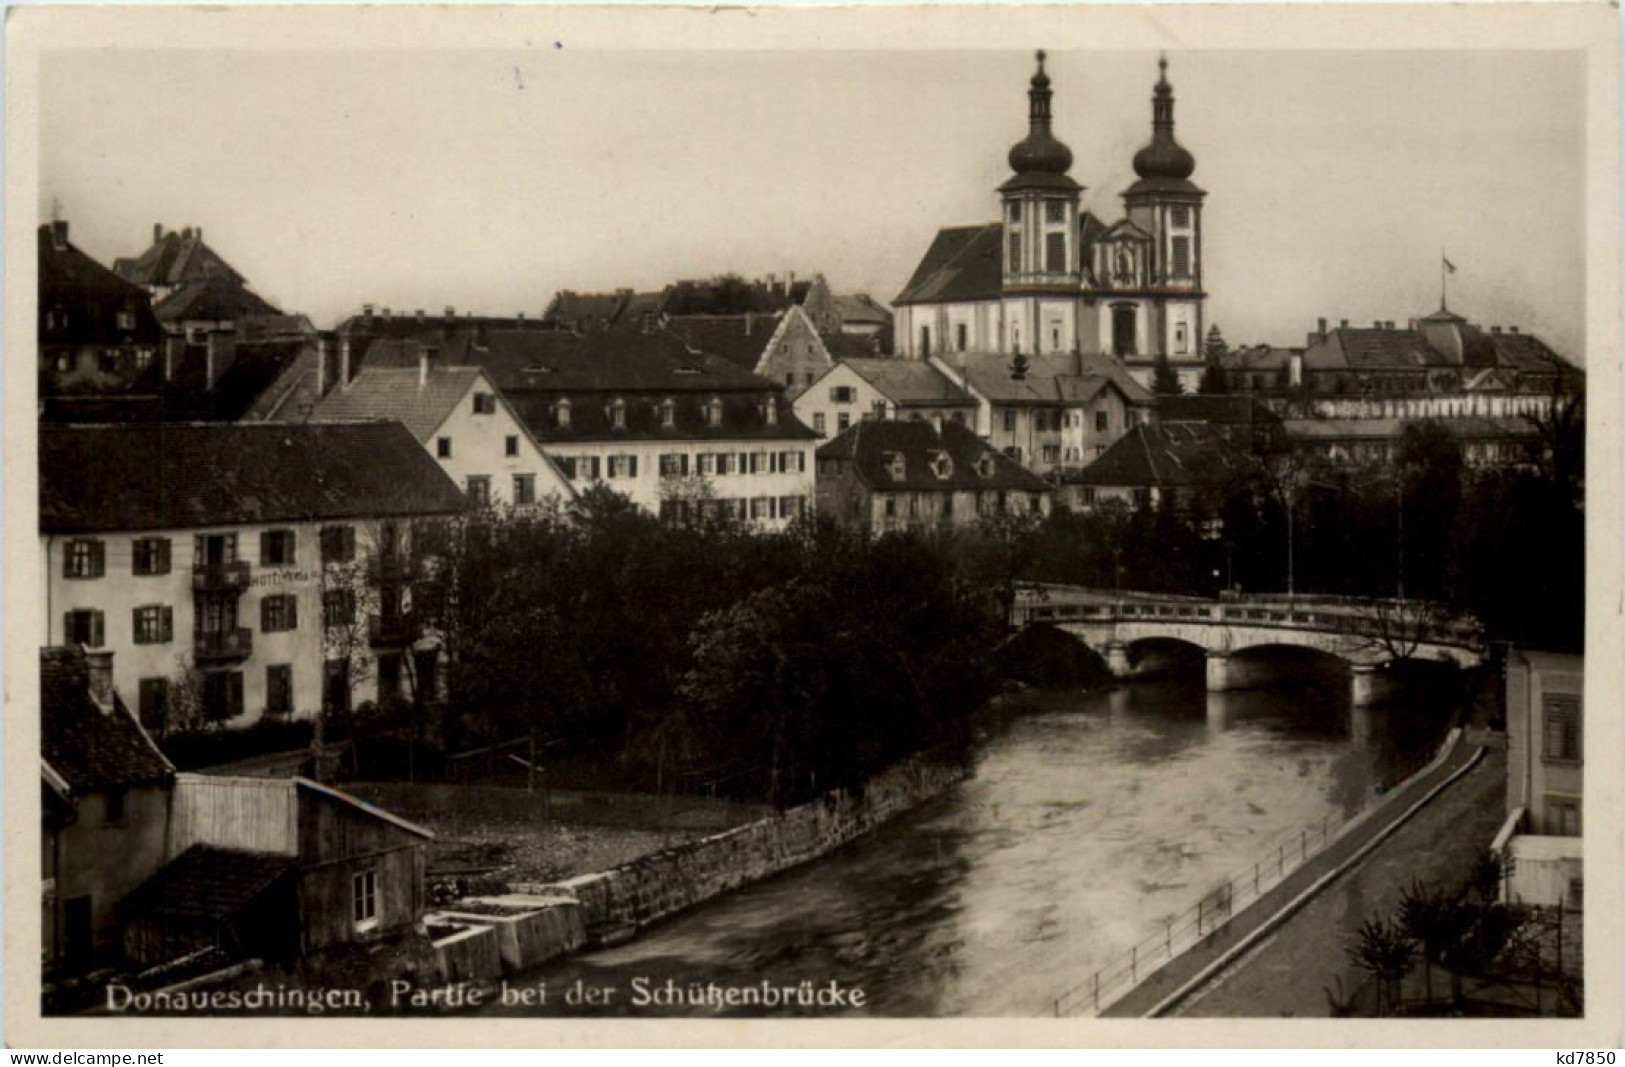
<box><xmin>266</xmin><ymin>664</ymin><xmax>293</xmax><ymax>716</ymax></box>
<box><xmin>1174</xmin><ymin>322</ymin><xmax>1189</xmax><ymax>354</ymax></box>
<box><xmin>324</xmin><ymin>659</ymin><xmax>351</xmax><ymax>716</ymax></box>
<box><xmin>778</xmin><ymin>496</ymin><xmax>802</xmax><ymax>520</ymax></box>
<box><xmin>837</xmin><ymin>413</ymin><xmax>851</xmax><ymax>432</ymax></box>
<box><xmin>352</xmin><ymin>870</ymin><xmax>378</xmax><ymax>931</ymax></box>
<box><xmin>1095</xmin><ymin>410</ymin><xmax>1109</xmax><ymax>433</ymax></box>
<box><xmin>697</xmin><ymin>453</ymin><xmax>717</xmax><ymax>476</ymax></box>
<box><xmin>437</xmin><ymin>437</ymin><xmax>452</xmax><ymax>458</ymax></box>
<box><xmin>1546</xmin><ymin>795</ymin><xmax>1581</xmax><ymax>837</ymax></box>
<box><xmin>1041</xmin><ymin>445</ymin><xmax>1060</xmax><ymax>464</ymax></box>
<box><xmin>763</xmin><ymin>400</ymin><xmax>778</xmax><ymax>426</ymax></box>
<box><xmin>659</xmin><ymin>453</ymin><xmax>689</xmax><ymax>478</ymax></box>
<box><xmin>1171</xmin><ymin>206</ymin><xmax>1190</xmax><ymax>227</ymax></box>
<box><xmin>1008</xmin><ymin>202</ymin><xmax>1021</xmax><ymax>222</ymax></box>
<box><xmin>472</xmin><ymin>392</ymin><xmax>497</xmax><ymax>415</ymax></box>
<box><xmin>883</xmin><ymin>495</ymin><xmax>897</xmax><ymax>518</ymax></box>
<box><xmin>608</xmin><ymin>398</ymin><xmax>627</xmax><ymax>429</ymax></box>
<box><xmin>1112</xmin><ymin>305</ymin><xmax>1138</xmax><ymax>357</ymax></box>
<box><xmin>138</xmin><ymin>678</ymin><xmax>169</xmax><ymax>732</ymax></box>
<box><xmin>466</xmin><ymin>475</ymin><xmax>491</xmax><ymax>506</ymax></box>
<box><xmin>553</xmin><ymin>399</ymin><xmax>571</xmax><ymax>429</ymax></box>
<box><xmin>660</xmin><ymin>399</ymin><xmax>676</xmax><ymax>429</ymax></box>
<box><xmin>957</xmin><ymin>323</ymin><xmax>968</xmax><ymax>352</ymax></box>
<box><xmin>99</xmin><ymin>350</ymin><xmax>122</xmax><ymax>374</ymax></box>
<box><xmin>813</xmin><ymin>413</ymin><xmax>827</xmax><ymax>436</ymax></box>
<box><xmin>1172</xmin><ymin>236</ymin><xmax>1191</xmax><ymax>277</ymax></box>
<box><xmin>705</xmin><ymin>398</ymin><xmax>724</xmax><ymax>428</ymax></box>
<box><xmin>505</xmin><ymin>435</ymin><xmax>520</xmax><ymax>457</ymax></box>
<box><xmin>1543</xmin><ymin>694</ymin><xmax>1581</xmax><ymax>762</ymax></box>
<box><xmin>195</xmin><ymin>532</ymin><xmax>238</xmax><ymax>567</ymax></box>
<box><xmin>261</xmin><ymin>594</ymin><xmax>299</xmax><ymax>633</ymax></box>
<box><xmin>260</xmin><ymin>529</ymin><xmax>296</xmax><ymax>566</ymax></box>
<box><xmin>127</xmin><ymin>537</ymin><xmax>168</xmax><ymax>576</ymax></box>
<box><xmin>1008</xmin><ymin>232</ymin><xmax>1021</xmax><ymax>273</ymax></box>
<box><xmin>1046</xmin><ymin>232</ymin><xmax>1067</xmax><ymax>274</ymax></box>
<box><xmin>323</xmin><ymin>589</ymin><xmax>355</xmax><ymax>628</ymax></box>
<box><xmin>64</xmin><ymin>539</ymin><xmax>105</xmax><ymax>579</ymax></box>
<box><xmin>104</xmin><ymin>786</ymin><xmax>127</xmax><ymax>826</ymax></box>
<box><xmin>830</xmin><ymin>386</ymin><xmax>855</xmax><ymax>404</ymax></box>
<box><xmin>203</xmin><ymin>671</ymin><xmax>245</xmax><ymax>722</ymax></box>
<box><xmin>117</xmin><ymin>308</ymin><xmax>137</xmax><ymax>331</ymax></box>
<box><xmin>132</xmin><ymin>605</ymin><xmax>173</xmax><ymax>645</ymax></box>
<box><xmin>1045</xmin><ymin>200</ymin><xmax>1065</xmax><ymax>223</ymax></box>
<box><xmin>607</xmin><ymin>455</ymin><xmax>637</xmax><ymax>480</ymax></box>
<box><xmin>1003</xmin><ymin>410</ymin><xmax>1016</xmax><ymax>433</ymax></box>
<box><xmin>786</xmin><ymin>372</ymin><xmax>795</xmax><ymax>387</ymax></box>
<box><xmin>63</xmin><ymin>609</ymin><xmax>104</xmax><ymax>647</ymax></box>
<box><xmin>513</xmin><ymin>473</ymin><xmax>536</xmax><ymax>506</ymax></box>
<box><xmin>320</xmin><ymin>525</ymin><xmax>355</xmax><ymax>564</ymax></box>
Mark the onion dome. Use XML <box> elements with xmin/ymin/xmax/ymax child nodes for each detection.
<box><xmin>1007</xmin><ymin>51</ymin><xmax>1075</xmax><ymax>177</ymax></box>
<box><xmin>1131</xmin><ymin>55</ymin><xmax>1197</xmax><ymax>182</ymax></box>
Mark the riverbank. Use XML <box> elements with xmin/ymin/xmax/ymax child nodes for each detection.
<box><xmin>1101</xmin><ymin>729</ymin><xmax>1496</xmax><ymax>1017</ymax></box>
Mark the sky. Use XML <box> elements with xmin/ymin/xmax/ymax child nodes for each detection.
<box><xmin>40</xmin><ymin>47</ymin><xmax>1586</xmax><ymax>358</ymax></box>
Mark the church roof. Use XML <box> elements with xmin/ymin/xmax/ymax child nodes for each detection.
<box><xmin>894</xmin><ymin>223</ymin><xmax>1004</xmax><ymax>306</ymax></box>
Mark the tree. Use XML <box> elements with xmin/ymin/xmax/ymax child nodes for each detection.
<box><xmin>1151</xmin><ymin>352</ymin><xmax>1183</xmax><ymax>395</ymax></box>
<box><xmin>1198</xmin><ymin>325</ymin><xmax>1230</xmax><ymax>395</ymax></box>
<box><xmin>1008</xmin><ymin>352</ymin><xmax>1031</xmax><ymax>381</ymax></box>
<box><xmin>1398</xmin><ymin>879</ymin><xmax>1470</xmax><ymax>1007</ymax></box>
<box><xmin>1347</xmin><ymin>915</ymin><xmax>1415</xmax><ymax>1015</ymax></box>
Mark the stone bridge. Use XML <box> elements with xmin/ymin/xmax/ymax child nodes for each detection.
<box><xmin>1012</xmin><ymin>584</ymin><xmax>1486</xmax><ymax>705</ymax></box>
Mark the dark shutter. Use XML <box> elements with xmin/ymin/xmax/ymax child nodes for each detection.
<box><xmin>91</xmin><ymin>541</ymin><xmax>105</xmax><ymax>577</ymax></box>
<box><xmin>261</xmin><ymin>597</ymin><xmax>274</xmax><ymax>631</ymax></box>
<box><xmin>162</xmin><ymin>607</ymin><xmax>174</xmax><ymax>642</ymax></box>
<box><xmin>132</xmin><ymin>607</ymin><xmax>144</xmax><ymax>642</ymax></box>
<box><xmin>90</xmin><ymin>611</ymin><xmax>105</xmax><ymax>648</ymax></box>
<box><xmin>681</xmin><ymin>454</ymin><xmax>690</xmax><ymax>476</ymax></box>
<box><xmin>590</xmin><ymin>456</ymin><xmax>601</xmax><ymax>480</ymax></box>
<box><xmin>63</xmin><ymin>611</ymin><xmax>73</xmax><ymax>645</ymax></box>
<box><xmin>229</xmin><ymin>672</ymin><xmax>244</xmax><ymax>719</ymax></box>
<box><xmin>156</xmin><ymin>538</ymin><xmax>171</xmax><ymax>574</ymax></box>
<box><xmin>628</xmin><ymin>456</ymin><xmax>638</xmax><ymax>478</ymax></box>
<box><xmin>260</xmin><ymin>531</ymin><xmax>274</xmax><ymax>565</ymax></box>
<box><xmin>287</xmin><ymin>596</ymin><xmax>298</xmax><ymax>630</ymax></box>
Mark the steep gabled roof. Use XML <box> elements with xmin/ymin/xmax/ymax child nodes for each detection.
<box><xmin>818</xmin><ymin>419</ymin><xmax>1052</xmax><ymax>493</ymax></box>
<box><xmin>113</xmin><ymin>228</ymin><xmax>246</xmax><ymax>289</ymax></box>
<box><xmin>660</xmin><ymin>313</ymin><xmax>784</xmax><ymax>371</ymax></box>
<box><xmin>311</xmin><ymin>366</ymin><xmax>485</xmax><ymax>441</ymax></box>
<box><xmin>153</xmin><ymin>276</ymin><xmax>281</xmax><ymax>324</ymax></box>
<box><xmin>1067</xmin><ymin>423</ymin><xmax>1253</xmax><ymax>489</ymax></box>
<box><xmin>894</xmin><ymin>223</ymin><xmax>1004</xmax><ymax>306</ymax></box>
<box><xmin>40</xmin><ymin>422</ymin><xmax>470</xmax><ymax>533</ymax></box>
<box><xmin>41</xmin><ymin>646</ymin><xmax>173</xmax><ymax>794</ymax></box>
<box><xmin>38</xmin><ymin>225</ymin><xmax>163</xmax><ymax>347</ymax></box>
<box><xmin>832</xmin><ymin>294</ymin><xmax>892</xmax><ymax>327</ymax></box>
<box><xmin>840</xmin><ymin>358</ymin><xmax>972</xmax><ymax>406</ymax></box>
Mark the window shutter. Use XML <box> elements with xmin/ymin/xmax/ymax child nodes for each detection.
<box><xmin>591</xmin><ymin>456</ymin><xmax>601</xmax><ymax>480</ymax></box>
<box><xmin>261</xmin><ymin>598</ymin><xmax>274</xmax><ymax>631</ymax></box>
<box><xmin>157</xmin><ymin>538</ymin><xmax>171</xmax><ymax>574</ymax></box>
<box><xmin>288</xmin><ymin>596</ymin><xmax>299</xmax><ymax>630</ymax></box>
<box><xmin>798</xmin><ymin>452</ymin><xmax>807</xmax><ymax>473</ymax></box>
<box><xmin>261</xmin><ymin>531</ymin><xmax>275</xmax><ymax>564</ymax></box>
<box><xmin>628</xmin><ymin>456</ymin><xmax>638</xmax><ymax>478</ymax></box>
<box><xmin>162</xmin><ymin>607</ymin><xmax>174</xmax><ymax>643</ymax></box>
<box><xmin>90</xmin><ymin>611</ymin><xmax>105</xmax><ymax>648</ymax></box>
<box><xmin>63</xmin><ymin>611</ymin><xmax>73</xmax><ymax>645</ymax></box>
<box><xmin>132</xmin><ymin>607</ymin><xmax>143</xmax><ymax>641</ymax></box>
<box><xmin>229</xmin><ymin>672</ymin><xmax>244</xmax><ymax>718</ymax></box>
<box><xmin>681</xmin><ymin>454</ymin><xmax>690</xmax><ymax>476</ymax></box>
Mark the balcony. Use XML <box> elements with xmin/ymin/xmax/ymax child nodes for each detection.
<box><xmin>192</xmin><ymin>561</ymin><xmax>252</xmax><ymax>593</ymax></box>
<box><xmin>195</xmin><ymin>627</ymin><xmax>252</xmax><ymax>663</ymax></box>
<box><xmin>369</xmin><ymin>610</ymin><xmax>417</xmax><ymax>649</ymax></box>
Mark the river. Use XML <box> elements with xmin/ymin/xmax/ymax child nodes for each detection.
<box><xmin>478</xmin><ymin>674</ymin><xmax>1451</xmax><ymax>1017</ymax></box>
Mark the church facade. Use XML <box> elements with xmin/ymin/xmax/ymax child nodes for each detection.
<box><xmin>893</xmin><ymin>53</ymin><xmax>1208</xmax><ymax>392</ymax></box>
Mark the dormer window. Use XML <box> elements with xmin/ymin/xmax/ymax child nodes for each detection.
<box><xmin>116</xmin><ymin>308</ymin><xmax>137</xmax><ymax>331</ymax></box>
<box><xmin>930</xmin><ymin>451</ymin><xmax>953</xmax><ymax>480</ymax></box>
<box><xmin>884</xmin><ymin>451</ymin><xmax>906</xmax><ymax>481</ymax></box>
<box><xmin>553</xmin><ymin>398</ymin><xmax>571</xmax><ymax>429</ymax></box>
<box><xmin>675</xmin><ymin>364</ymin><xmax>701</xmax><ymax>376</ymax></box>
<box><xmin>659</xmin><ymin>398</ymin><xmax>676</xmax><ymax>430</ymax></box>
<box><xmin>976</xmin><ymin>456</ymin><xmax>996</xmax><ymax>479</ymax></box>
<box><xmin>608</xmin><ymin>397</ymin><xmax>627</xmax><ymax>430</ymax></box>
<box><xmin>762</xmin><ymin>398</ymin><xmax>778</xmax><ymax>426</ymax></box>
<box><xmin>705</xmin><ymin>397</ymin><xmax>724</xmax><ymax>428</ymax></box>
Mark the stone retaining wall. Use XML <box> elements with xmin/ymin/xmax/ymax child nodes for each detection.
<box><xmin>512</xmin><ymin>752</ymin><xmax>967</xmax><ymax>934</ymax></box>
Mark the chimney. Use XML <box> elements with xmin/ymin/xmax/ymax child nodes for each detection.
<box><xmin>340</xmin><ymin>337</ymin><xmax>353</xmax><ymax>387</ymax></box>
<box><xmin>415</xmin><ymin>308</ymin><xmax>425</xmax><ymax>324</ymax></box>
<box><xmin>786</xmin><ymin>270</ymin><xmax>796</xmax><ymax>292</ymax></box>
<box><xmin>49</xmin><ymin>220</ymin><xmax>69</xmax><ymax>251</ymax></box>
<box><xmin>196</xmin><ymin>227</ymin><xmax>203</xmax><ymax>243</ymax></box>
<box><xmin>1490</xmin><ymin>325</ymin><xmax>1501</xmax><ymax>334</ymax></box>
<box><xmin>316</xmin><ymin>336</ymin><xmax>329</xmax><ymax>396</ymax></box>
<box><xmin>153</xmin><ymin>223</ymin><xmax>163</xmax><ymax>244</ymax></box>
<box><xmin>182</xmin><ymin>226</ymin><xmax>193</xmax><ymax>240</ymax></box>
<box><xmin>1373</xmin><ymin>320</ymin><xmax>1382</xmax><ymax>329</ymax></box>
<box><xmin>1289</xmin><ymin>351</ymin><xmax>1304</xmax><ymax>388</ymax></box>
<box><xmin>1339</xmin><ymin>319</ymin><xmax>1349</xmax><ymax>329</ymax></box>
<box><xmin>1509</xmin><ymin>326</ymin><xmax>1519</xmax><ymax>334</ymax></box>
<box><xmin>745</xmin><ymin>310</ymin><xmax>755</xmax><ymax>335</ymax></box>
<box><xmin>362</xmin><ymin>303</ymin><xmax>375</xmax><ymax>321</ymax></box>
<box><xmin>444</xmin><ymin>305</ymin><xmax>456</xmax><ymax>325</ymax></box>
<box><xmin>85</xmin><ymin>649</ymin><xmax>114</xmax><ymax>709</ymax></box>
<box><xmin>516</xmin><ymin>311</ymin><xmax>525</xmax><ymax>324</ymax></box>
<box><xmin>419</xmin><ymin>344</ymin><xmax>437</xmax><ymax>388</ymax></box>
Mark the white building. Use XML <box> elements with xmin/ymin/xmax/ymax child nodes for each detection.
<box><xmin>40</xmin><ymin>422</ymin><xmax>469</xmax><ymax>730</ymax></box>
<box><xmin>1498</xmin><ymin>649</ymin><xmax>1584</xmax><ymax>910</ymax></box>
<box><xmin>310</xmin><ymin>355</ymin><xmax>575</xmax><ymax>509</ymax></box>
<box><xmin>893</xmin><ymin>53</ymin><xmax>1208</xmax><ymax>392</ymax></box>
<box><xmin>795</xmin><ymin>358</ymin><xmax>978</xmax><ymax>440</ymax></box>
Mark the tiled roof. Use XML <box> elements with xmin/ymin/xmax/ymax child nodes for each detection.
<box><xmin>334</xmin><ymin>312</ymin><xmax>552</xmax><ymax>340</ymax></box>
<box><xmin>1462</xmin><ymin>328</ymin><xmax>1583</xmax><ymax>380</ymax></box>
<box><xmin>153</xmin><ymin>276</ymin><xmax>281</xmax><ymax>324</ymax></box>
<box><xmin>1308</xmin><ymin>329</ymin><xmax>1443</xmax><ymax>371</ymax></box>
<box><xmin>113</xmin><ymin>229</ymin><xmax>245</xmax><ymax>288</ymax></box>
<box><xmin>41</xmin><ymin>646</ymin><xmax>172</xmax><ymax>793</ymax></box>
<box><xmin>1284</xmin><ymin>416</ymin><xmax>1541</xmax><ymax>441</ymax></box>
<box><xmin>122</xmin><ymin>845</ymin><xmax>294</xmax><ymax>924</ymax></box>
<box><xmin>542</xmin><ymin>289</ymin><xmax>666</xmax><ymax>330</ymax></box>
<box><xmin>661</xmin><ymin>276</ymin><xmax>812</xmax><ymax>316</ymax></box>
<box><xmin>1157</xmin><ymin>395</ymin><xmax>1282</xmax><ymax>427</ymax></box>
<box><xmin>1066</xmin><ymin>423</ymin><xmax>1253</xmax><ymax>489</ymax></box>
<box><xmin>239</xmin><ymin>343</ymin><xmax>326</xmax><ymax>423</ymax></box>
<box><xmin>361</xmin><ymin>330</ymin><xmax>775</xmax><ymax>395</ymax></box>
<box><xmin>818</xmin><ymin>419</ymin><xmax>1052</xmax><ymax>493</ymax></box>
<box><xmin>38</xmin><ymin>225</ymin><xmax>163</xmax><ymax>347</ymax></box>
<box><xmin>40</xmin><ymin>422</ymin><xmax>470</xmax><ymax>533</ymax></box>
<box><xmin>506</xmin><ymin>390</ymin><xmax>815</xmax><ymax>445</ymax></box>
<box><xmin>832</xmin><ymin>294</ymin><xmax>892</xmax><ymax>327</ymax></box>
<box><xmin>950</xmin><ymin>352</ymin><xmax>1154</xmax><ymax>406</ymax></box>
<box><xmin>660</xmin><ymin>314</ymin><xmax>782</xmax><ymax>371</ymax></box>
<box><xmin>311</xmin><ymin>366</ymin><xmax>484</xmax><ymax>441</ymax></box>
<box><xmin>894</xmin><ymin>224</ymin><xmax>1004</xmax><ymax>306</ymax></box>
<box><xmin>840</xmin><ymin>358</ymin><xmax>971</xmax><ymax>406</ymax></box>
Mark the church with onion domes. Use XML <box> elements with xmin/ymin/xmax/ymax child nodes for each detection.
<box><xmin>893</xmin><ymin>52</ymin><xmax>1208</xmax><ymax>392</ymax></box>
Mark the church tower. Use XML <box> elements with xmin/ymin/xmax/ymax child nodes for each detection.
<box><xmin>999</xmin><ymin>52</ymin><xmax>1083</xmax><ymax>355</ymax></box>
<box><xmin>1122</xmin><ymin>56</ymin><xmax>1207</xmax><ymax>365</ymax></box>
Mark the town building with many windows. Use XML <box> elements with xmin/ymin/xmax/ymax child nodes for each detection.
<box><xmin>1499</xmin><ymin>649</ymin><xmax>1583</xmax><ymax>910</ymax></box>
<box><xmin>39</xmin><ymin>422</ymin><xmax>469</xmax><ymax>731</ymax></box>
<box><xmin>815</xmin><ymin>419</ymin><xmax>1052</xmax><ymax>534</ymax></box>
<box><xmin>795</xmin><ymin>358</ymin><xmax>978</xmax><ymax>440</ymax></box>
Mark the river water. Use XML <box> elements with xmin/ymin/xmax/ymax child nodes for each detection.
<box><xmin>479</xmin><ymin>675</ymin><xmax>1450</xmax><ymax>1017</ymax></box>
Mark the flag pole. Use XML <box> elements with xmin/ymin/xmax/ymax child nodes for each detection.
<box><xmin>1440</xmin><ymin>247</ymin><xmax>1447</xmax><ymax>311</ymax></box>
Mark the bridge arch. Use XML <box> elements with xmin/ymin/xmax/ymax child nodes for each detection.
<box><xmin>1122</xmin><ymin>636</ymin><xmax>1209</xmax><ymax>679</ymax></box>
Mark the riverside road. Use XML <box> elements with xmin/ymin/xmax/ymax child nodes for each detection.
<box><xmin>482</xmin><ymin>674</ymin><xmax>1459</xmax><ymax>1017</ymax></box>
